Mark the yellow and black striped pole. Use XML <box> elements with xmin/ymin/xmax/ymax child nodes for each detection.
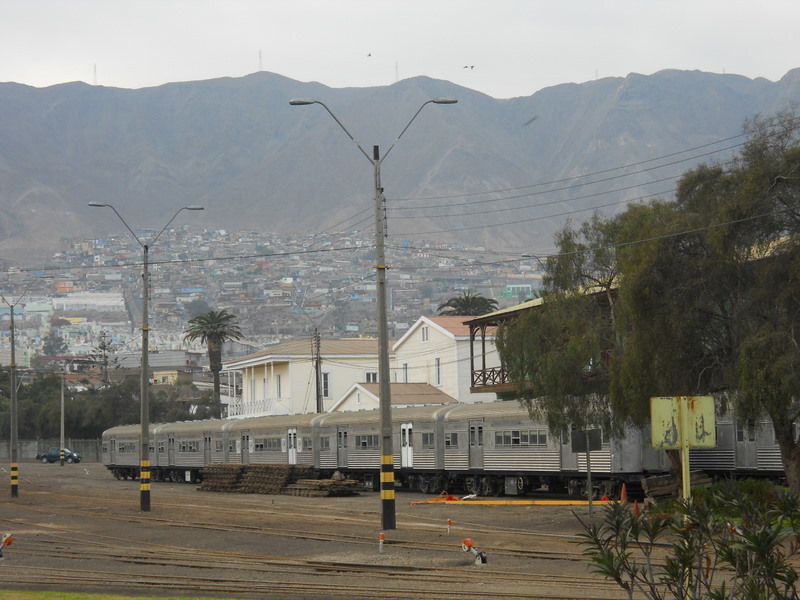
<box><xmin>140</xmin><ymin>459</ymin><xmax>151</xmax><ymax>511</ymax></box>
<box><xmin>380</xmin><ymin>454</ymin><xmax>396</xmax><ymax>530</ymax></box>
<box><xmin>10</xmin><ymin>463</ymin><xmax>18</xmax><ymax>498</ymax></box>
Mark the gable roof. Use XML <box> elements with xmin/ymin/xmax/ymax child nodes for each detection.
<box><xmin>393</xmin><ymin>315</ymin><xmax>488</xmax><ymax>350</ymax></box>
<box><xmin>329</xmin><ymin>382</ymin><xmax>457</xmax><ymax>411</ymax></box>
<box><xmin>225</xmin><ymin>337</ymin><xmax>383</xmax><ymax>368</ymax></box>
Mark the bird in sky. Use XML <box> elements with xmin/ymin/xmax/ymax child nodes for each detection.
<box><xmin>463</xmin><ymin>65</ymin><xmax>474</xmax><ymax>70</ymax></box>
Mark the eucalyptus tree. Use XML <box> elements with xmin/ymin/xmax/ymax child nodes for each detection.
<box><xmin>496</xmin><ymin>213</ymin><xmax>627</xmax><ymax>435</ymax></box>
<box><xmin>496</xmin><ymin>109</ymin><xmax>800</xmax><ymax>492</ymax></box>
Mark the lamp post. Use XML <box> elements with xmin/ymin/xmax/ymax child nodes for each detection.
<box><xmin>289</xmin><ymin>97</ymin><xmax>457</xmax><ymax>530</ymax></box>
<box><xmin>89</xmin><ymin>203</ymin><xmax>204</xmax><ymax>511</ymax></box>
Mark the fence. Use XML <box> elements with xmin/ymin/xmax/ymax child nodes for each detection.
<box><xmin>0</xmin><ymin>439</ymin><xmax>102</xmax><ymax>462</ymax></box>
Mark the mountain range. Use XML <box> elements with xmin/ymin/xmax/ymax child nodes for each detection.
<box><xmin>1</xmin><ymin>67</ymin><xmax>799</xmax><ymax>266</ymax></box>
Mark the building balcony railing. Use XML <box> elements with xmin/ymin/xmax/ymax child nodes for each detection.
<box><xmin>471</xmin><ymin>365</ymin><xmax>508</xmax><ymax>387</ymax></box>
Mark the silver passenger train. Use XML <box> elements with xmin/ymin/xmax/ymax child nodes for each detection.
<box><xmin>101</xmin><ymin>401</ymin><xmax>784</xmax><ymax>498</ymax></box>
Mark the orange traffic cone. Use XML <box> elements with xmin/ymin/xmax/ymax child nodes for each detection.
<box><xmin>620</xmin><ymin>483</ymin><xmax>628</xmax><ymax>504</ymax></box>
<box><xmin>634</xmin><ymin>500</ymin><xmax>640</xmax><ymax>516</ymax></box>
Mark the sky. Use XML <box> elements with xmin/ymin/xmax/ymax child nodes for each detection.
<box><xmin>3</xmin><ymin>0</ymin><xmax>799</xmax><ymax>100</ymax></box>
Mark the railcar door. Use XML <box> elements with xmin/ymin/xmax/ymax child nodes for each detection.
<box><xmin>735</xmin><ymin>422</ymin><xmax>757</xmax><ymax>469</ymax></box>
<box><xmin>468</xmin><ymin>420</ymin><xmax>484</xmax><ymax>470</ymax></box>
<box><xmin>287</xmin><ymin>428</ymin><xmax>298</xmax><ymax>465</ymax></box>
<box><xmin>203</xmin><ymin>432</ymin><xmax>212</xmax><ymax>465</ymax></box>
<box><xmin>241</xmin><ymin>432</ymin><xmax>250</xmax><ymax>464</ymax></box>
<box><xmin>337</xmin><ymin>427</ymin><xmax>348</xmax><ymax>468</ymax></box>
<box><xmin>167</xmin><ymin>434</ymin><xmax>176</xmax><ymax>466</ymax></box>
<box><xmin>401</xmin><ymin>423</ymin><xmax>413</xmax><ymax>468</ymax></box>
<box><xmin>109</xmin><ymin>437</ymin><xmax>116</xmax><ymax>464</ymax></box>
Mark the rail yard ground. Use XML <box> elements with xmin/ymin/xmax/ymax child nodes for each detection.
<box><xmin>0</xmin><ymin>461</ymin><xmax>628</xmax><ymax>600</ymax></box>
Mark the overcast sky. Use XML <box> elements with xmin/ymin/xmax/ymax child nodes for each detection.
<box><xmin>3</xmin><ymin>0</ymin><xmax>799</xmax><ymax>99</ymax></box>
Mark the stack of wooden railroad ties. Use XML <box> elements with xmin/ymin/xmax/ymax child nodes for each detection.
<box><xmin>641</xmin><ymin>470</ymin><xmax>713</xmax><ymax>506</ymax></box>
<box><xmin>197</xmin><ymin>464</ymin><xmax>362</xmax><ymax>497</ymax></box>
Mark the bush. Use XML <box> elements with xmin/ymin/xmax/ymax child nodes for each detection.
<box><xmin>578</xmin><ymin>481</ymin><xmax>800</xmax><ymax>599</ymax></box>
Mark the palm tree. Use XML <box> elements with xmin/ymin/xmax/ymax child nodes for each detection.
<box><xmin>183</xmin><ymin>310</ymin><xmax>244</xmax><ymax>408</ymax></box>
<box><xmin>437</xmin><ymin>290</ymin><xmax>499</xmax><ymax>316</ymax></box>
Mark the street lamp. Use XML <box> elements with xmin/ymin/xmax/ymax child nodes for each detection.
<box><xmin>89</xmin><ymin>202</ymin><xmax>203</xmax><ymax>511</ymax></box>
<box><xmin>290</xmin><ymin>96</ymin><xmax>457</xmax><ymax>530</ymax></box>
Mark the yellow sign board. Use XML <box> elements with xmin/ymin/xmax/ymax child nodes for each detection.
<box><xmin>650</xmin><ymin>396</ymin><xmax>716</xmax><ymax>449</ymax></box>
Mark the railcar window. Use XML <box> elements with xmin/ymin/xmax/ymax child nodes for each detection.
<box><xmin>158</xmin><ymin>442</ymin><xmax>165</xmax><ymax>453</ymax></box>
<box><xmin>228</xmin><ymin>440</ymin><xmax>236</xmax><ymax>452</ymax></box>
<box><xmin>421</xmin><ymin>432</ymin><xmax>435</xmax><ymax>448</ymax></box>
<box><xmin>736</xmin><ymin>425</ymin><xmax>756</xmax><ymax>442</ymax></box>
<box><xmin>445</xmin><ymin>432</ymin><xmax>459</xmax><ymax>448</ymax></box>
<box><xmin>254</xmin><ymin>439</ymin><xmax>265</xmax><ymax>451</ymax></box>
<box><xmin>495</xmin><ymin>429</ymin><xmax>547</xmax><ymax>447</ymax></box>
<box><xmin>355</xmin><ymin>434</ymin><xmax>380</xmax><ymax>449</ymax></box>
<box><xmin>320</xmin><ymin>436</ymin><xmax>331</xmax><ymax>451</ymax></box>
<box><xmin>179</xmin><ymin>441</ymin><xmax>200</xmax><ymax>452</ymax></box>
<box><xmin>264</xmin><ymin>438</ymin><xmax>281</xmax><ymax>451</ymax></box>
<box><xmin>303</xmin><ymin>437</ymin><xmax>312</xmax><ymax>451</ymax></box>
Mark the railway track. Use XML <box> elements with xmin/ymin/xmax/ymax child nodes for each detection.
<box><xmin>1</xmin><ymin>463</ymin><xmax>629</xmax><ymax>599</ymax></box>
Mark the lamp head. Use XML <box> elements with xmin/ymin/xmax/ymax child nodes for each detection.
<box><xmin>432</xmin><ymin>98</ymin><xmax>458</xmax><ymax>104</ymax></box>
<box><xmin>88</xmin><ymin>202</ymin><xmax>110</xmax><ymax>207</ymax></box>
<box><xmin>289</xmin><ymin>98</ymin><xmax>317</xmax><ymax>106</ymax></box>
<box><xmin>184</xmin><ymin>206</ymin><xmax>205</xmax><ymax>211</ymax></box>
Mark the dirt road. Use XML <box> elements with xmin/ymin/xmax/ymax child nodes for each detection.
<box><xmin>0</xmin><ymin>461</ymin><xmax>625</xmax><ymax>599</ymax></box>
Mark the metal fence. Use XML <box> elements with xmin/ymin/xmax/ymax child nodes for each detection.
<box><xmin>0</xmin><ymin>439</ymin><xmax>102</xmax><ymax>462</ymax></box>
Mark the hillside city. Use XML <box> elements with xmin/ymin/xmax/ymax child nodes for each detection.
<box><xmin>0</xmin><ymin>224</ymin><xmax>541</xmax><ymax>373</ymax></box>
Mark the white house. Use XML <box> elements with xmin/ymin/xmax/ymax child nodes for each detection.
<box><xmin>223</xmin><ymin>338</ymin><xmax>384</xmax><ymax>417</ymax></box>
<box><xmin>391</xmin><ymin>315</ymin><xmax>500</xmax><ymax>403</ymax></box>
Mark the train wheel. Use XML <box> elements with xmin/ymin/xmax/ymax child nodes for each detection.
<box><xmin>480</xmin><ymin>477</ymin><xmax>502</xmax><ymax>497</ymax></box>
<box><xmin>567</xmin><ymin>478</ymin><xmax>583</xmax><ymax>497</ymax></box>
<box><xmin>418</xmin><ymin>476</ymin><xmax>432</xmax><ymax>495</ymax></box>
<box><xmin>465</xmin><ymin>476</ymin><xmax>479</xmax><ymax>494</ymax></box>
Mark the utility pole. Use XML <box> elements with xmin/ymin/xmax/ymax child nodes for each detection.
<box><xmin>314</xmin><ymin>329</ymin><xmax>323</xmax><ymax>413</ymax></box>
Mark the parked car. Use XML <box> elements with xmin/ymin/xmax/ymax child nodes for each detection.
<box><xmin>35</xmin><ymin>447</ymin><xmax>82</xmax><ymax>464</ymax></box>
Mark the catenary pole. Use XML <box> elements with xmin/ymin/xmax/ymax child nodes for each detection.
<box><xmin>289</xmin><ymin>97</ymin><xmax>457</xmax><ymax>529</ymax></box>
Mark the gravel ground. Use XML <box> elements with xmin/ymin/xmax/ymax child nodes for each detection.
<box><xmin>0</xmin><ymin>460</ymin><xmax>624</xmax><ymax>599</ymax></box>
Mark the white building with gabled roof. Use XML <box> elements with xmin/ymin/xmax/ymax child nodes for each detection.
<box><xmin>391</xmin><ymin>315</ymin><xmax>500</xmax><ymax>404</ymax></box>
<box><xmin>223</xmin><ymin>337</ymin><xmax>385</xmax><ymax>417</ymax></box>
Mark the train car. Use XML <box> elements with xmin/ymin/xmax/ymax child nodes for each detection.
<box><xmin>224</xmin><ymin>413</ymin><xmax>320</xmax><ymax>467</ymax></box>
<box><xmin>102</xmin><ymin>401</ymin><xmax>788</xmax><ymax>497</ymax></box>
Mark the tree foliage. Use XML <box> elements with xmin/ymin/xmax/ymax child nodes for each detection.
<box><xmin>437</xmin><ymin>290</ymin><xmax>498</xmax><ymax>316</ymax></box>
<box><xmin>0</xmin><ymin>372</ymin><xmax>217</xmax><ymax>440</ymax></box>
<box><xmin>183</xmin><ymin>309</ymin><xmax>244</xmax><ymax>405</ymax></box>
<box><xmin>495</xmin><ymin>108</ymin><xmax>800</xmax><ymax>491</ymax></box>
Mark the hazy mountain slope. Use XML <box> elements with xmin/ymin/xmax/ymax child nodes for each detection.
<box><xmin>0</xmin><ymin>68</ymin><xmax>798</xmax><ymax>264</ymax></box>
